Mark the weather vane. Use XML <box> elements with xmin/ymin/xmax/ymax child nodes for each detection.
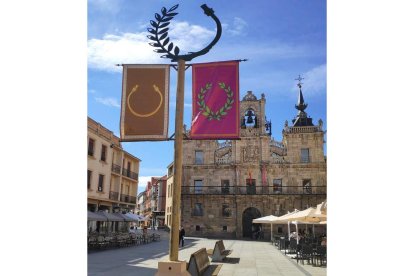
<box><xmin>295</xmin><ymin>74</ymin><xmax>304</xmax><ymax>89</ymax></box>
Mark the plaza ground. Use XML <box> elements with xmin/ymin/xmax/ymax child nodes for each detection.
<box><xmin>88</xmin><ymin>230</ymin><xmax>326</xmax><ymax>276</ymax></box>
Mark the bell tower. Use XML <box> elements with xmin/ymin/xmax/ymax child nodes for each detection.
<box><xmin>239</xmin><ymin>91</ymin><xmax>271</xmax><ymax>137</ymax></box>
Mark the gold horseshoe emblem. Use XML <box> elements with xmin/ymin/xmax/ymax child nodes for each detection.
<box><xmin>127</xmin><ymin>84</ymin><xmax>163</xmax><ymax>118</ymax></box>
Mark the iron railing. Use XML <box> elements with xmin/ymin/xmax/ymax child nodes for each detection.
<box><xmin>111</xmin><ymin>164</ymin><xmax>121</xmax><ymax>174</ymax></box>
<box><xmin>180</xmin><ymin>185</ymin><xmax>326</xmax><ymax>195</ymax></box>
<box><xmin>120</xmin><ymin>194</ymin><xmax>137</xmax><ymax>204</ymax></box>
<box><xmin>129</xmin><ymin>195</ymin><xmax>137</xmax><ymax>203</ymax></box>
<box><xmin>284</xmin><ymin>125</ymin><xmax>321</xmax><ymax>133</ymax></box>
<box><xmin>122</xmin><ymin>168</ymin><xmax>138</xmax><ymax>180</ymax></box>
<box><xmin>109</xmin><ymin>191</ymin><xmax>119</xmax><ymax>201</ymax></box>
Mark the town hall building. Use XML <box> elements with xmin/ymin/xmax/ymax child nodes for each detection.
<box><xmin>179</xmin><ymin>82</ymin><xmax>326</xmax><ymax>239</ymax></box>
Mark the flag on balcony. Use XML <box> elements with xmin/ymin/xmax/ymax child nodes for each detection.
<box><xmin>120</xmin><ymin>64</ymin><xmax>170</xmax><ymax>141</ymax></box>
<box><xmin>248</xmin><ymin>169</ymin><xmax>252</xmax><ymax>186</ymax></box>
<box><xmin>190</xmin><ymin>61</ymin><xmax>240</xmax><ymax>139</ymax></box>
<box><xmin>261</xmin><ymin>165</ymin><xmax>267</xmax><ymax>186</ymax></box>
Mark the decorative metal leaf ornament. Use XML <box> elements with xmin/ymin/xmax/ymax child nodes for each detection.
<box><xmin>148</xmin><ymin>4</ymin><xmax>222</xmax><ymax>62</ymax></box>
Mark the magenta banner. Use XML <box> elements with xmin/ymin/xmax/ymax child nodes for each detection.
<box><xmin>190</xmin><ymin>61</ymin><xmax>240</xmax><ymax>139</ymax></box>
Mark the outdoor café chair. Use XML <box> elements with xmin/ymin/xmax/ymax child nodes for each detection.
<box><xmin>88</xmin><ymin>236</ymin><xmax>98</xmax><ymax>250</ymax></box>
<box><xmin>288</xmin><ymin>239</ymin><xmax>297</xmax><ymax>255</ymax></box>
<box><xmin>313</xmin><ymin>246</ymin><xmax>327</xmax><ymax>266</ymax></box>
<box><xmin>297</xmin><ymin>244</ymin><xmax>313</xmax><ymax>265</ymax></box>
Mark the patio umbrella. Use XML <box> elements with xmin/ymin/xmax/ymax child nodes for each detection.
<box><xmin>252</xmin><ymin>215</ymin><xmax>279</xmax><ymax>241</ymax></box>
<box><xmin>115</xmin><ymin>213</ymin><xmax>135</xmax><ymax>222</ymax></box>
<box><xmin>285</xmin><ymin>207</ymin><xmax>326</xmax><ymax>223</ymax></box>
<box><xmin>314</xmin><ymin>201</ymin><xmax>327</xmax><ymax>232</ymax></box>
<box><xmin>88</xmin><ymin>211</ymin><xmax>107</xmax><ymax>221</ymax></box>
<box><xmin>315</xmin><ymin>200</ymin><xmax>327</xmax><ymax>215</ymax></box>
<box><xmin>270</xmin><ymin>209</ymin><xmax>300</xmax><ymax>241</ymax></box>
<box><xmin>97</xmin><ymin>211</ymin><xmax>124</xmax><ymax>221</ymax></box>
<box><xmin>290</xmin><ymin>220</ymin><xmax>320</xmax><ymax>242</ymax></box>
<box><xmin>125</xmin><ymin>213</ymin><xmax>146</xmax><ymax>222</ymax></box>
<box><xmin>252</xmin><ymin>215</ymin><xmax>279</xmax><ymax>223</ymax></box>
<box><xmin>284</xmin><ymin>207</ymin><xmax>326</xmax><ymax>243</ymax></box>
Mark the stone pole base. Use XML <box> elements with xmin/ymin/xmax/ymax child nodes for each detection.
<box><xmin>155</xmin><ymin>261</ymin><xmax>190</xmax><ymax>276</ymax></box>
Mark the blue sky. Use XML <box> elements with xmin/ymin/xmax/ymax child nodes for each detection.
<box><xmin>87</xmin><ymin>0</ymin><xmax>326</xmax><ymax>194</ymax></box>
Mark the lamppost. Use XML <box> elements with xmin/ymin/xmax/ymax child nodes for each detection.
<box><xmin>148</xmin><ymin>3</ymin><xmax>222</xmax><ymax>274</ymax></box>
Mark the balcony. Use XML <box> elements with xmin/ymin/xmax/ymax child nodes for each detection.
<box><xmin>181</xmin><ymin>185</ymin><xmax>326</xmax><ymax>196</ymax></box>
<box><xmin>120</xmin><ymin>194</ymin><xmax>137</xmax><ymax>204</ymax></box>
<box><xmin>270</xmin><ymin>139</ymin><xmax>287</xmax><ymax>156</ymax></box>
<box><xmin>111</xmin><ymin>164</ymin><xmax>121</xmax><ymax>174</ymax></box>
<box><xmin>109</xmin><ymin>191</ymin><xmax>119</xmax><ymax>201</ymax></box>
<box><xmin>122</xmin><ymin>168</ymin><xmax>138</xmax><ymax>180</ymax></box>
<box><xmin>284</xmin><ymin>125</ymin><xmax>322</xmax><ymax>133</ymax></box>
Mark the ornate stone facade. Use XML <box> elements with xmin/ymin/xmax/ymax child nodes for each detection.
<box><xmin>180</xmin><ymin>90</ymin><xmax>326</xmax><ymax>239</ymax></box>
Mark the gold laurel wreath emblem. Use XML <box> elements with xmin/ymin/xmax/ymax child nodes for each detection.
<box><xmin>197</xmin><ymin>82</ymin><xmax>234</xmax><ymax>121</ymax></box>
<box><xmin>127</xmin><ymin>84</ymin><xmax>163</xmax><ymax>118</ymax></box>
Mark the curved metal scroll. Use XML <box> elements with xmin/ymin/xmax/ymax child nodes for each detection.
<box><xmin>147</xmin><ymin>4</ymin><xmax>222</xmax><ymax>62</ymax></box>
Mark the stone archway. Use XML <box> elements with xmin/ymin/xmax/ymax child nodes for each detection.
<box><xmin>242</xmin><ymin>207</ymin><xmax>261</xmax><ymax>238</ymax></box>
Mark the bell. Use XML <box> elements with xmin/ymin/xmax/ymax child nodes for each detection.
<box><xmin>246</xmin><ymin>115</ymin><xmax>254</xmax><ymax>124</ymax></box>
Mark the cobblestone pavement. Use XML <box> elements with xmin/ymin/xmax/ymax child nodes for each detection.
<box><xmin>88</xmin><ymin>231</ymin><xmax>326</xmax><ymax>276</ymax></box>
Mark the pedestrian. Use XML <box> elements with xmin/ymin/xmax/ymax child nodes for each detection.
<box><xmin>179</xmin><ymin>227</ymin><xmax>185</xmax><ymax>247</ymax></box>
<box><xmin>321</xmin><ymin>236</ymin><xmax>327</xmax><ymax>246</ymax></box>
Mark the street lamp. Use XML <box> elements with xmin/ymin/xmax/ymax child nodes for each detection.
<box><xmin>149</xmin><ymin>4</ymin><xmax>222</xmax><ymax>275</ymax></box>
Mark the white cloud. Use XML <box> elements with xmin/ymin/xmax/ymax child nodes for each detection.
<box><xmin>138</xmin><ymin>176</ymin><xmax>152</xmax><ymax>193</ymax></box>
<box><xmin>88</xmin><ymin>89</ymin><xmax>96</xmax><ymax>94</ymax></box>
<box><xmin>88</xmin><ymin>21</ymin><xmax>215</xmax><ymax>72</ymax></box>
<box><xmin>95</xmin><ymin>97</ymin><xmax>120</xmax><ymax>108</ymax></box>
<box><xmin>303</xmin><ymin>64</ymin><xmax>327</xmax><ymax>95</ymax></box>
<box><xmin>88</xmin><ymin>32</ymin><xmax>160</xmax><ymax>72</ymax></box>
<box><xmin>224</xmin><ymin>17</ymin><xmax>248</xmax><ymax>36</ymax></box>
<box><xmin>138</xmin><ymin>175</ymin><xmax>164</xmax><ymax>194</ymax></box>
<box><xmin>291</xmin><ymin>64</ymin><xmax>326</xmax><ymax>96</ymax></box>
<box><xmin>168</xmin><ymin>21</ymin><xmax>215</xmax><ymax>50</ymax></box>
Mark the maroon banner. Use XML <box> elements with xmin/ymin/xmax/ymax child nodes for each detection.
<box><xmin>190</xmin><ymin>61</ymin><xmax>240</xmax><ymax>139</ymax></box>
<box><xmin>261</xmin><ymin>165</ymin><xmax>267</xmax><ymax>186</ymax></box>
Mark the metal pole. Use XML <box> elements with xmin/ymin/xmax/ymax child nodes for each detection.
<box><xmin>270</xmin><ymin>223</ymin><xmax>273</xmax><ymax>242</ymax></box>
<box><xmin>287</xmin><ymin>221</ymin><xmax>290</xmax><ymax>241</ymax></box>
<box><xmin>312</xmin><ymin>224</ymin><xmax>315</xmax><ymax>238</ymax></box>
<box><xmin>169</xmin><ymin>59</ymin><xmax>186</xmax><ymax>261</ymax></box>
<box><xmin>148</xmin><ymin>5</ymin><xmax>222</xmax><ymax>270</ymax></box>
<box><xmin>295</xmin><ymin>222</ymin><xmax>299</xmax><ymax>244</ymax></box>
